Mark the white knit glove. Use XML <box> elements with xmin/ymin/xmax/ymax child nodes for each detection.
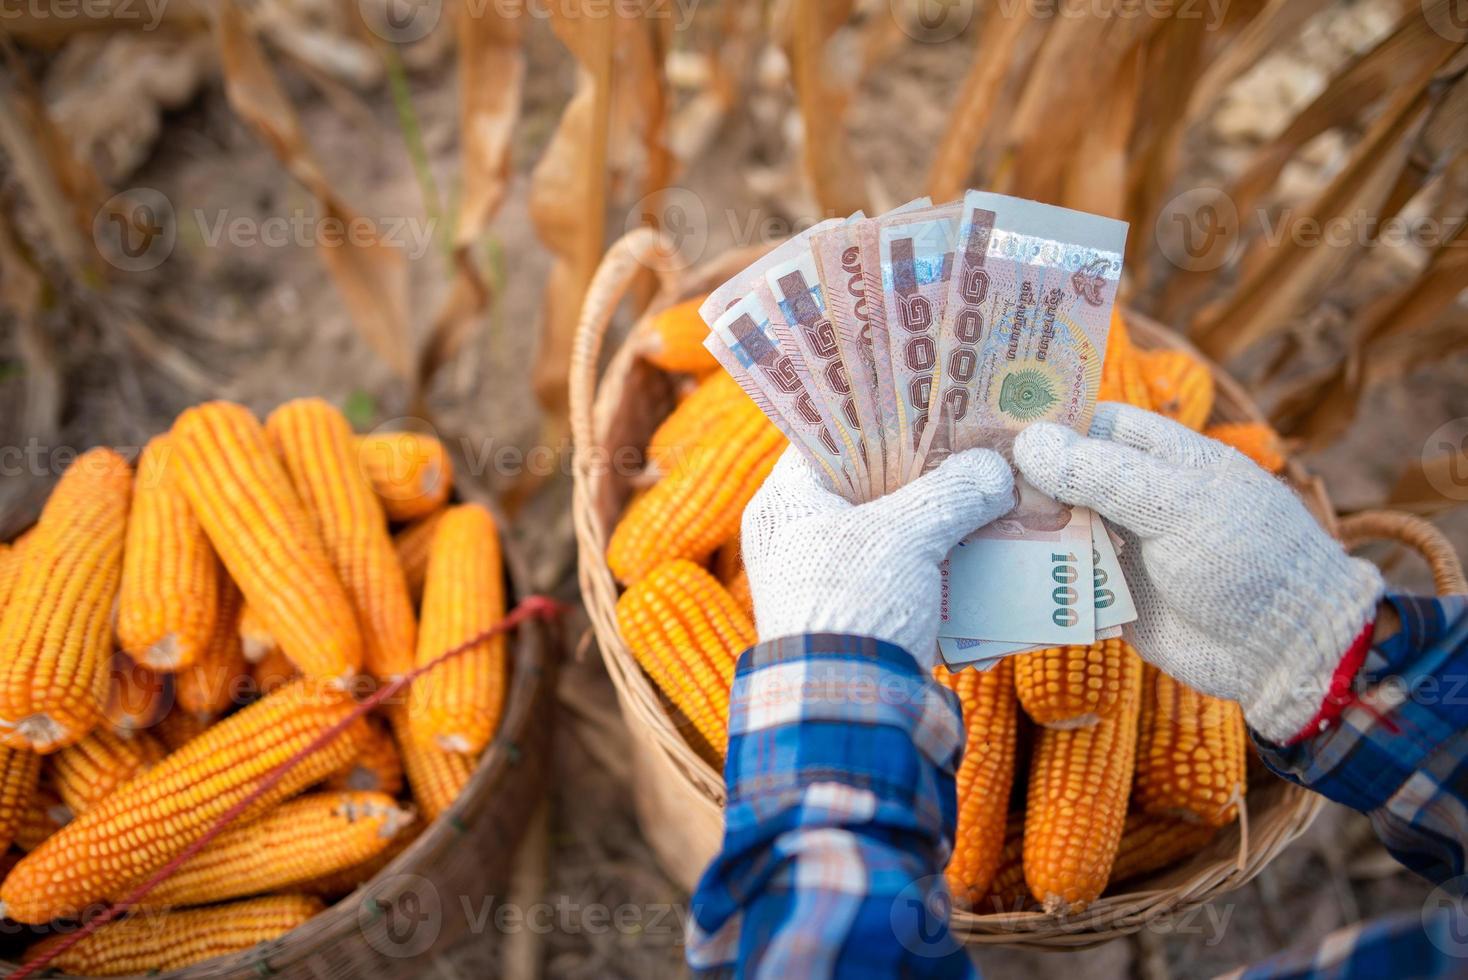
<box><xmin>742</xmin><ymin>446</ymin><xmax>1016</xmax><ymax>669</ymax></box>
<box><xmin>1014</xmin><ymin>403</ymin><xmax>1384</xmax><ymax>743</ymax></box>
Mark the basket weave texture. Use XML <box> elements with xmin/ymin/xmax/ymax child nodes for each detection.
<box><xmin>568</xmin><ymin>228</ymin><xmax>1463</xmax><ymax>947</ymax></box>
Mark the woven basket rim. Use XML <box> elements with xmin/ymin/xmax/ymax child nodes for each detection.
<box><xmin>569</xmin><ymin>230</ymin><xmax>1338</xmax><ymax>946</ymax></box>
<box><xmin>0</xmin><ymin>465</ymin><xmax>555</xmax><ymax>978</ymax></box>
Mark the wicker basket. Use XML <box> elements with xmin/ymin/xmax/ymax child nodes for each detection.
<box><xmin>0</xmin><ymin>485</ymin><xmax>558</xmax><ymax>978</ymax></box>
<box><xmin>571</xmin><ymin>227</ymin><xmax>1465</xmax><ymax>947</ymax></box>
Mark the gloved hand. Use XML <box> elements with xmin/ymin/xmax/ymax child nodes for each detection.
<box><xmin>1014</xmin><ymin>403</ymin><xmax>1384</xmax><ymax>743</ymax></box>
<box><xmin>742</xmin><ymin>446</ymin><xmax>1015</xmax><ymax>669</ymax></box>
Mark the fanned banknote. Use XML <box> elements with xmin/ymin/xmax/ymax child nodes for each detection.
<box><xmin>701</xmin><ymin>191</ymin><xmax>1135</xmax><ymax>669</ymax></box>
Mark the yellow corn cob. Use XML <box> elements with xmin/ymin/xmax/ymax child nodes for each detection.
<box><xmin>0</xmin><ymin>677</ymin><xmax>370</xmax><ymax>923</ymax></box>
<box><xmin>0</xmin><ymin>448</ymin><xmax>130</xmax><ymax>753</ymax></box>
<box><xmin>238</xmin><ymin>601</ymin><xmax>276</xmax><ymax>663</ymax></box>
<box><xmin>0</xmin><ymin>745</ymin><xmax>41</xmax><ymax>852</ymax></box>
<box><xmin>972</xmin><ymin>818</ymin><xmax>1029</xmax><ymax>914</ymax></box>
<box><xmin>175</xmin><ymin>578</ymin><xmax>249</xmax><ymax>720</ymax></box>
<box><xmin>326</xmin><ymin>716</ymin><xmax>404</xmax><ymax>795</ymax></box>
<box><xmin>117</xmin><ymin>435</ymin><xmax>222</xmax><ymax>672</ymax></box>
<box><xmin>391</xmin><ymin>706</ymin><xmax>474</xmax><ymax>821</ymax></box>
<box><xmin>939</xmin><ymin>660</ymin><xmax>1019</xmax><ymax>907</ymax></box>
<box><xmin>394</xmin><ymin>507</ymin><xmax>446</xmax><ymax>604</ymax></box>
<box><xmin>609</xmin><ymin>409</ymin><xmax>785</xmax><ymax>584</ymax></box>
<box><xmin>644</xmin><ymin>372</ymin><xmax>747</xmax><ymax>479</ymax></box>
<box><xmin>408</xmin><ymin>504</ymin><xmax>507</xmax><ymax>754</ymax></box>
<box><xmin>52</xmin><ymin>727</ymin><xmax>166</xmax><ymax>814</ymax></box>
<box><xmin>636</xmin><ymin>296</ymin><xmax>718</xmax><ymax>376</ymax></box>
<box><xmin>1134</xmin><ymin>664</ymin><xmax>1247</xmax><ymax>827</ymax></box>
<box><xmin>23</xmin><ymin>894</ymin><xmax>324</xmax><ymax>976</ymax></box>
<box><xmin>1108</xmin><ymin>811</ymin><xmax>1219</xmax><ymax>886</ymax></box>
<box><xmin>252</xmin><ymin>645</ymin><xmax>300</xmax><ymax>695</ymax></box>
<box><xmin>615</xmin><ymin>559</ymin><xmax>755</xmax><ymax>763</ymax></box>
<box><xmin>1013</xmin><ymin>638</ymin><xmax>1129</xmax><ymax>730</ymax></box>
<box><xmin>15</xmin><ymin>786</ymin><xmax>71</xmax><ymax>852</ymax></box>
<box><xmin>725</xmin><ymin>566</ymin><xmax>754</xmax><ymax>620</ymax></box>
<box><xmin>1023</xmin><ymin>647</ymin><xmax>1143</xmax><ymax>914</ymax></box>
<box><xmin>1098</xmin><ymin>308</ymin><xmax>1152</xmax><ymax>410</ymax></box>
<box><xmin>268</xmin><ymin>399</ymin><xmax>419</xmax><ymax>680</ymax></box>
<box><xmin>0</xmin><ymin>536</ymin><xmax>29</xmax><ymax>611</ymax></box>
<box><xmin>104</xmin><ymin>652</ymin><xmax>168</xmax><ymax>736</ymax></box>
<box><xmin>171</xmin><ymin>401</ymin><xmax>363</xmax><ymax>682</ymax></box>
<box><xmin>153</xmin><ymin>708</ymin><xmax>209</xmax><ymax>752</ymax></box>
<box><xmin>1205</xmin><ymin>421</ymin><xmax>1287</xmax><ymax>474</ymax></box>
<box><xmin>1139</xmin><ymin>349</ymin><xmax>1214</xmax><ymax>431</ymax></box>
<box><xmin>306</xmin><ymin>815</ymin><xmax>421</xmax><ymax>896</ymax></box>
<box><xmin>140</xmin><ymin>791</ymin><xmax>415</xmax><ymax>907</ymax></box>
<box><xmin>356</xmin><ymin>431</ymin><xmax>453</xmax><ymax>522</ymax></box>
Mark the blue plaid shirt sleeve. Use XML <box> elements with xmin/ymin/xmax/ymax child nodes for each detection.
<box><xmin>685</xmin><ymin>634</ymin><xmax>977</xmax><ymax>979</ymax></box>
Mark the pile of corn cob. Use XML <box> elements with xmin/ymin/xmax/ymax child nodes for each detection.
<box><xmin>0</xmin><ymin>399</ymin><xmax>510</xmax><ymax>975</ymax></box>
<box><xmin>613</xmin><ymin>301</ymin><xmax>1287</xmax><ymax>913</ymax></box>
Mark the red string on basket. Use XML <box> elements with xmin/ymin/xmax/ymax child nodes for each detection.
<box><xmin>10</xmin><ymin>594</ymin><xmax>564</xmax><ymax>980</ymax></box>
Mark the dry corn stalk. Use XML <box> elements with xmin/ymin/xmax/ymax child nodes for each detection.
<box><xmin>140</xmin><ymin>791</ymin><xmax>414</xmax><ymax>907</ymax></box>
<box><xmin>1134</xmin><ymin>664</ymin><xmax>1247</xmax><ymax>827</ymax></box>
<box><xmin>117</xmin><ymin>435</ymin><xmax>221</xmax><ymax>671</ymax></box>
<box><xmin>171</xmin><ymin>400</ymin><xmax>363</xmax><ymax>683</ymax></box>
<box><xmin>23</xmin><ymin>894</ymin><xmax>324</xmax><ymax>976</ymax></box>
<box><xmin>409</xmin><ymin>504</ymin><xmax>508</xmax><ymax>754</ymax></box>
<box><xmin>0</xmin><ymin>678</ymin><xmax>370</xmax><ymax>923</ymax></box>
<box><xmin>1023</xmin><ymin>647</ymin><xmax>1144</xmax><ymax>914</ymax></box>
<box><xmin>940</xmin><ymin>660</ymin><xmax>1019</xmax><ymax>907</ymax></box>
<box><xmin>0</xmin><ymin>448</ymin><xmax>130</xmax><ymax>752</ymax></box>
<box><xmin>270</xmin><ymin>400</ymin><xmax>418</xmax><ymax>679</ymax></box>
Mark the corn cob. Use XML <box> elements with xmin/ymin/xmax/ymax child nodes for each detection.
<box><xmin>153</xmin><ymin>708</ymin><xmax>209</xmax><ymax>751</ymax></box>
<box><xmin>408</xmin><ymin>504</ymin><xmax>507</xmax><ymax>754</ymax></box>
<box><xmin>15</xmin><ymin>786</ymin><xmax>71</xmax><ymax>851</ymax></box>
<box><xmin>104</xmin><ymin>652</ymin><xmax>168</xmax><ymax>736</ymax></box>
<box><xmin>171</xmin><ymin>401</ymin><xmax>363</xmax><ymax>682</ymax></box>
<box><xmin>1023</xmin><ymin>647</ymin><xmax>1143</xmax><ymax>914</ymax></box>
<box><xmin>609</xmin><ymin>408</ymin><xmax>784</xmax><ymax>584</ymax></box>
<box><xmin>52</xmin><ymin>728</ymin><xmax>166</xmax><ymax>814</ymax></box>
<box><xmin>306</xmin><ymin>815</ymin><xmax>422</xmax><ymax>896</ymax></box>
<box><xmin>644</xmin><ymin>372</ymin><xmax>754</xmax><ymax>480</ymax></box>
<box><xmin>0</xmin><ymin>745</ymin><xmax>41</xmax><ymax>852</ymax></box>
<box><xmin>1098</xmin><ymin>309</ymin><xmax>1151</xmax><ymax>409</ymax></box>
<box><xmin>971</xmin><ymin>818</ymin><xmax>1029</xmax><ymax>914</ymax></box>
<box><xmin>616</xmin><ymin>560</ymin><xmax>754</xmax><ymax>762</ymax></box>
<box><xmin>0</xmin><ymin>678</ymin><xmax>370</xmax><ymax>923</ymax></box>
<box><xmin>117</xmin><ymin>435</ymin><xmax>221</xmax><ymax>671</ymax></box>
<box><xmin>0</xmin><ymin>448</ymin><xmax>131</xmax><ymax>753</ymax></box>
<box><xmin>939</xmin><ymin>660</ymin><xmax>1019</xmax><ymax>907</ymax></box>
<box><xmin>636</xmin><ymin>296</ymin><xmax>718</xmax><ymax>376</ymax></box>
<box><xmin>326</xmin><ymin>716</ymin><xmax>404</xmax><ymax>795</ymax></box>
<box><xmin>357</xmin><ymin>431</ymin><xmax>453</xmax><ymax>522</ymax></box>
<box><xmin>0</xmin><ymin>535</ymin><xmax>29</xmax><ymax>610</ymax></box>
<box><xmin>392</xmin><ymin>706</ymin><xmax>474</xmax><ymax>821</ymax></box>
<box><xmin>1013</xmin><ymin>638</ymin><xmax>1129</xmax><ymax>730</ymax></box>
<box><xmin>140</xmin><ymin>791</ymin><xmax>415</xmax><ymax>907</ymax></box>
<box><xmin>268</xmin><ymin>399</ymin><xmax>418</xmax><ymax>680</ymax></box>
<box><xmin>252</xmin><ymin>645</ymin><xmax>300</xmax><ymax>695</ymax></box>
<box><xmin>394</xmin><ymin>507</ymin><xmax>446</xmax><ymax>604</ymax></box>
<box><xmin>1205</xmin><ymin>421</ymin><xmax>1287</xmax><ymax>474</ymax></box>
<box><xmin>175</xmin><ymin>578</ymin><xmax>249</xmax><ymax>720</ymax></box>
<box><xmin>1108</xmin><ymin>811</ymin><xmax>1219</xmax><ymax>886</ymax></box>
<box><xmin>1139</xmin><ymin>349</ymin><xmax>1214</xmax><ymax>431</ymax></box>
<box><xmin>1134</xmin><ymin>664</ymin><xmax>1247</xmax><ymax>827</ymax></box>
<box><xmin>23</xmin><ymin>894</ymin><xmax>324</xmax><ymax>976</ymax></box>
<box><xmin>725</xmin><ymin>566</ymin><xmax>754</xmax><ymax>620</ymax></box>
<box><xmin>238</xmin><ymin>602</ymin><xmax>277</xmax><ymax>663</ymax></box>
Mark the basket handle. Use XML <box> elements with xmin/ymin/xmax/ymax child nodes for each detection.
<box><xmin>569</xmin><ymin>228</ymin><xmax>684</xmax><ymax>464</ymax></box>
<box><xmin>1337</xmin><ymin>510</ymin><xmax>1467</xmax><ymax>596</ymax></box>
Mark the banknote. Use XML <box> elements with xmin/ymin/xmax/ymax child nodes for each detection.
<box><xmin>1092</xmin><ymin>516</ymin><xmax>1138</xmax><ymax>634</ymax></box>
<box><xmin>919</xmin><ymin>191</ymin><xmax>1127</xmax><ymax>471</ymax></box>
<box><xmin>873</xmin><ymin>202</ymin><xmax>962</xmax><ymax>484</ymax></box>
<box><xmin>937</xmin><ymin>636</ymin><xmax>1044</xmax><ymax>671</ymax></box>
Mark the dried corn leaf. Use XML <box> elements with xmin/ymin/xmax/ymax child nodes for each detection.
<box><xmin>214</xmin><ymin>1</ymin><xmax>411</xmax><ymax>380</ymax></box>
<box><xmin>789</xmin><ymin>0</ymin><xmax>867</xmax><ymax>216</ymax></box>
<box><xmin>1062</xmin><ymin>42</ymin><xmax>1140</xmax><ymax>220</ymax></box>
<box><xmin>1182</xmin><ymin>0</ymin><xmax>1334</xmax><ymax>125</ymax></box>
<box><xmin>1388</xmin><ymin>439</ymin><xmax>1468</xmax><ymax>517</ymax></box>
<box><xmin>418</xmin><ymin>4</ymin><xmax>524</xmax><ymax>397</ymax></box>
<box><xmin>0</xmin><ymin>0</ymin><xmax>207</xmax><ymax>44</ymax></box>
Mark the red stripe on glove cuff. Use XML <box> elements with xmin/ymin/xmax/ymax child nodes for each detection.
<box><xmin>1285</xmin><ymin>620</ymin><xmax>1378</xmax><ymax>746</ymax></box>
